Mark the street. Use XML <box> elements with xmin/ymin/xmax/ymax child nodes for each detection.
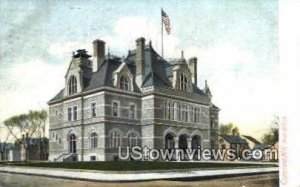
<box><xmin>0</xmin><ymin>172</ymin><xmax>278</xmax><ymax>187</ymax></box>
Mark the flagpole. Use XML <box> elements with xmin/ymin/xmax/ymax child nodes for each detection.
<box><xmin>161</xmin><ymin>8</ymin><xmax>164</xmax><ymax>58</ymax></box>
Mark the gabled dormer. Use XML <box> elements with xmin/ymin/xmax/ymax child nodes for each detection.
<box><xmin>64</xmin><ymin>49</ymin><xmax>93</xmax><ymax>96</ymax></box>
<box><xmin>172</xmin><ymin>63</ymin><xmax>193</xmax><ymax>93</ymax></box>
<box><xmin>113</xmin><ymin>61</ymin><xmax>134</xmax><ymax>91</ymax></box>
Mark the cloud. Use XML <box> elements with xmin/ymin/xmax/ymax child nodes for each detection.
<box><xmin>0</xmin><ymin>14</ymin><xmax>277</xmax><ymax>141</ymax></box>
<box><xmin>185</xmin><ymin>42</ymin><xmax>278</xmax><ymax>136</ymax></box>
<box><xmin>0</xmin><ymin>58</ymin><xmax>65</xmax><ymax>123</ymax></box>
<box><xmin>100</xmin><ymin>16</ymin><xmax>181</xmax><ymax>58</ymax></box>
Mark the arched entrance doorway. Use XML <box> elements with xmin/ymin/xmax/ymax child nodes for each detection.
<box><xmin>178</xmin><ymin>134</ymin><xmax>188</xmax><ymax>160</ymax></box>
<box><xmin>69</xmin><ymin>133</ymin><xmax>77</xmax><ymax>153</ymax></box>
<box><xmin>165</xmin><ymin>132</ymin><xmax>176</xmax><ymax>161</ymax></box>
<box><xmin>165</xmin><ymin>133</ymin><xmax>175</xmax><ymax>149</ymax></box>
<box><xmin>192</xmin><ymin>135</ymin><xmax>201</xmax><ymax>160</ymax></box>
<box><xmin>191</xmin><ymin>135</ymin><xmax>201</xmax><ymax>149</ymax></box>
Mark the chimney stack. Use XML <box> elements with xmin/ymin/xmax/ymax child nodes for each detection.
<box><xmin>188</xmin><ymin>57</ymin><xmax>197</xmax><ymax>85</ymax></box>
<box><xmin>92</xmin><ymin>39</ymin><xmax>105</xmax><ymax>72</ymax></box>
<box><xmin>135</xmin><ymin>37</ymin><xmax>145</xmax><ymax>87</ymax></box>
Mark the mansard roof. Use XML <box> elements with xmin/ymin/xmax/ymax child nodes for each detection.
<box><xmin>49</xmin><ymin>40</ymin><xmax>209</xmax><ymax>103</ymax></box>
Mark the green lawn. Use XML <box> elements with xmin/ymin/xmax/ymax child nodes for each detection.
<box><xmin>2</xmin><ymin>161</ymin><xmax>278</xmax><ymax>171</ymax></box>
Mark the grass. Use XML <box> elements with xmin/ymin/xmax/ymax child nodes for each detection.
<box><xmin>1</xmin><ymin>161</ymin><xmax>278</xmax><ymax>171</ymax></box>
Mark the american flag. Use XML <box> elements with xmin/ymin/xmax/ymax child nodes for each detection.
<box><xmin>161</xmin><ymin>9</ymin><xmax>171</xmax><ymax>34</ymax></box>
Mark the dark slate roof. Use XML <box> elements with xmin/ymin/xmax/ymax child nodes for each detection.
<box><xmin>84</xmin><ymin>57</ymin><xmax>122</xmax><ymax>90</ymax></box>
<box><xmin>220</xmin><ymin>135</ymin><xmax>248</xmax><ymax>144</ymax></box>
<box><xmin>49</xmin><ymin>41</ymin><xmax>210</xmax><ymax>103</ymax></box>
<box><xmin>243</xmin><ymin>135</ymin><xmax>262</xmax><ymax>145</ymax></box>
<box><xmin>83</xmin><ymin>57</ymin><xmax>140</xmax><ymax>92</ymax></box>
<box><xmin>253</xmin><ymin>144</ymin><xmax>271</xmax><ymax>150</ymax></box>
<box><xmin>211</xmin><ymin>103</ymin><xmax>220</xmax><ymax>110</ymax></box>
<box><xmin>140</xmin><ymin>45</ymin><xmax>173</xmax><ymax>88</ymax></box>
<box><xmin>49</xmin><ymin>89</ymin><xmax>64</xmax><ymax>103</ymax></box>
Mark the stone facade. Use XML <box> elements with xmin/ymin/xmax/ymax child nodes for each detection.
<box><xmin>48</xmin><ymin>37</ymin><xmax>219</xmax><ymax>161</ymax></box>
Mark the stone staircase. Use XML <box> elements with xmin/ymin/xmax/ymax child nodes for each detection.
<box><xmin>54</xmin><ymin>153</ymin><xmax>77</xmax><ymax>162</ymax></box>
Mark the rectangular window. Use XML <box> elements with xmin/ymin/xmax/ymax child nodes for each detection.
<box><xmin>178</xmin><ymin>104</ymin><xmax>182</xmax><ymax>121</ymax></box>
<box><xmin>182</xmin><ymin>104</ymin><xmax>188</xmax><ymax>122</ymax></box>
<box><xmin>68</xmin><ymin>107</ymin><xmax>72</xmax><ymax>121</ymax></box>
<box><xmin>182</xmin><ymin>105</ymin><xmax>185</xmax><ymax>121</ymax></box>
<box><xmin>190</xmin><ymin>107</ymin><xmax>194</xmax><ymax>122</ymax></box>
<box><xmin>197</xmin><ymin>108</ymin><xmax>201</xmax><ymax>123</ymax></box>
<box><xmin>210</xmin><ymin>119</ymin><xmax>214</xmax><ymax>129</ymax></box>
<box><xmin>73</xmin><ymin>106</ymin><xmax>77</xmax><ymax>121</ymax></box>
<box><xmin>129</xmin><ymin>104</ymin><xmax>135</xmax><ymax>119</ymax></box>
<box><xmin>91</xmin><ymin>102</ymin><xmax>96</xmax><ymax>117</ymax></box>
<box><xmin>165</xmin><ymin>101</ymin><xmax>169</xmax><ymax>119</ymax></box>
<box><xmin>112</xmin><ymin>102</ymin><xmax>119</xmax><ymax>117</ymax></box>
<box><xmin>90</xmin><ymin>156</ymin><xmax>96</xmax><ymax>161</ymax></box>
<box><xmin>171</xmin><ymin>102</ymin><xmax>174</xmax><ymax>120</ymax></box>
<box><xmin>194</xmin><ymin>107</ymin><xmax>197</xmax><ymax>122</ymax></box>
<box><xmin>168</xmin><ymin>102</ymin><xmax>171</xmax><ymax>120</ymax></box>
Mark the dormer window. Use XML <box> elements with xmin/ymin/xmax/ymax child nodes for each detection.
<box><xmin>68</xmin><ymin>75</ymin><xmax>77</xmax><ymax>95</ymax></box>
<box><xmin>120</xmin><ymin>76</ymin><xmax>129</xmax><ymax>91</ymax></box>
<box><xmin>179</xmin><ymin>73</ymin><xmax>188</xmax><ymax>91</ymax></box>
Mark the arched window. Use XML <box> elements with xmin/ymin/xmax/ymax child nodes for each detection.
<box><xmin>110</xmin><ymin>129</ymin><xmax>122</xmax><ymax>148</ymax></box>
<box><xmin>120</xmin><ymin>76</ymin><xmax>129</xmax><ymax>91</ymax></box>
<box><xmin>179</xmin><ymin>74</ymin><xmax>188</xmax><ymax>91</ymax></box>
<box><xmin>68</xmin><ymin>76</ymin><xmax>77</xmax><ymax>95</ymax></box>
<box><xmin>128</xmin><ymin>132</ymin><xmax>138</xmax><ymax>147</ymax></box>
<box><xmin>90</xmin><ymin>132</ymin><xmax>98</xmax><ymax>148</ymax></box>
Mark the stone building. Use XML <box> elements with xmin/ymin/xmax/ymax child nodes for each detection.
<box><xmin>48</xmin><ymin>37</ymin><xmax>219</xmax><ymax>161</ymax></box>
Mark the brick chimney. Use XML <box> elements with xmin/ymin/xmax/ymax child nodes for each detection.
<box><xmin>92</xmin><ymin>39</ymin><xmax>105</xmax><ymax>72</ymax></box>
<box><xmin>135</xmin><ymin>37</ymin><xmax>145</xmax><ymax>87</ymax></box>
<box><xmin>188</xmin><ymin>57</ymin><xmax>197</xmax><ymax>85</ymax></box>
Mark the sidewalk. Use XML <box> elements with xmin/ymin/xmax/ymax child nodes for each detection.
<box><xmin>0</xmin><ymin>166</ymin><xmax>278</xmax><ymax>182</ymax></box>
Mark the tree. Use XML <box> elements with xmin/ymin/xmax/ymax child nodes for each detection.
<box><xmin>4</xmin><ymin>110</ymin><xmax>48</xmax><ymax>141</ymax></box>
<box><xmin>3</xmin><ymin>109</ymin><xmax>48</xmax><ymax>160</ymax></box>
<box><xmin>219</xmin><ymin>123</ymin><xmax>240</xmax><ymax>135</ymax></box>
<box><xmin>262</xmin><ymin>115</ymin><xmax>279</xmax><ymax>145</ymax></box>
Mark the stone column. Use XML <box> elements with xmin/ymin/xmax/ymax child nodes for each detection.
<box><xmin>174</xmin><ymin>137</ymin><xmax>179</xmax><ymax>161</ymax></box>
<box><xmin>187</xmin><ymin>137</ymin><xmax>192</xmax><ymax>149</ymax></box>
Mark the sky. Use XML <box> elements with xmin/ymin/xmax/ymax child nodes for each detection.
<box><xmin>0</xmin><ymin>0</ymin><xmax>278</xmax><ymax>141</ymax></box>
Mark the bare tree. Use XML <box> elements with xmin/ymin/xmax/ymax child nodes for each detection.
<box><xmin>262</xmin><ymin>115</ymin><xmax>279</xmax><ymax>145</ymax></box>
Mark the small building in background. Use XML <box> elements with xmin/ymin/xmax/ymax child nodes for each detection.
<box><xmin>0</xmin><ymin>142</ymin><xmax>15</xmax><ymax>161</ymax></box>
<box><xmin>8</xmin><ymin>149</ymin><xmax>20</xmax><ymax>162</ymax></box>
<box><xmin>219</xmin><ymin>134</ymin><xmax>249</xmax><ymax>160</ymax></box>
<box><xmin>18</xmin><ymin>135</ymin><xmax>49</xmax><ymax>161</ymax></box>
